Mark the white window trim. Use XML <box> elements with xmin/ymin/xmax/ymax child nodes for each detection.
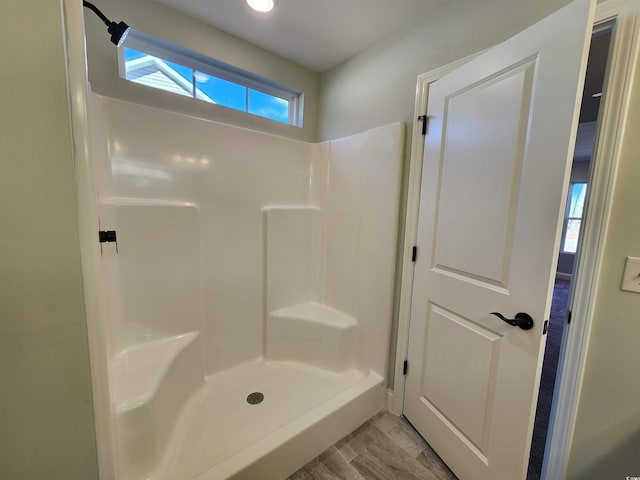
<box><xmin>118</xmin><ymin>30</ymin><xmax>303</xmax><ymax>127</ymax></box>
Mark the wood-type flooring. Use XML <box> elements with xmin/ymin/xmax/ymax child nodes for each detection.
<box><xmin>288</xmin><ymin>411</ymin><xmax>458</xmax><ymax>480</ymax></box>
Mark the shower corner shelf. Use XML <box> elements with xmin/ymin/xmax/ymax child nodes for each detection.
<box><xmin>267</xmin><ymin>303</ymin><xmax>359</xmax><ymax>372</ymax></box>
<box><xmin>270</xmin><ymin>302</ymin><xmax>357</xmax><ymax>329</ymax></box>
<box><xmin>112</xmin><ymin>331</ymin><xmax>199</xmax><ymax>412</ymax></box>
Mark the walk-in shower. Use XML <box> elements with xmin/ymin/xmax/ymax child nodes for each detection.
<box><xmin>88</xmin><ymin>92</ymin><xmax>403</xmax><ymax>479</ymax></box>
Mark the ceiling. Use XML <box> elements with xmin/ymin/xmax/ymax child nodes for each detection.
<box><xmin>154</xmin><ymin>0</ymin><xmax>447</xmax><ymax>72</ymax></box>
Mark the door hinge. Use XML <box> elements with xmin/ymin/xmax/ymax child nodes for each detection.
<box><xmin>403</xmin><ymin>360</ymin><xmax>409</xmax><ymax>375</ymax></box>
<box><xmin>418</xmin><ymin>114</ymin><xmax>428</xmax><ymax>135</ymax></box>
<box><xmin>567</xmin><ymin>309</ymin><xmax>572</xmax><ymax>325</ymax></box>
<box><xmin>412</xmin><ymin>246</ymin><xmax>417</xmax><ymax>263</ymax></box>
<box><xmin>99</xmin><ymin>230</ymin><xmax>118</xmax><ymax>253</ymax></box>
<box><xmin>543</xmin><ymin>320</ymin><xmax>549</xmax><ymax>335</ymax></box>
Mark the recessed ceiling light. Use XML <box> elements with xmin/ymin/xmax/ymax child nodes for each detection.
<box><xmin>247</xmin><ymin>0</ymin><xmax>276</xmax><ymax>13</ymax></box>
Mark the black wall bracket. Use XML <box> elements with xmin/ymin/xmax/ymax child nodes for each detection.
<box><xmin>99</xmin><ymin>230</ymin><xmax>118</xmax><ymax>253</ymax></box>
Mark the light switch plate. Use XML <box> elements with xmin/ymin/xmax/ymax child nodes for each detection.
<box><xmin>621</xmin><ymin>256</ymin><xmax>640</xmax><ymax>293</ymax></box>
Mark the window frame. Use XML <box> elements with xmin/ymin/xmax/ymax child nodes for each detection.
<box><xmin>117</xmin><ymin>30</ymin><xmax>303</xmax><ymax>127</ymax></box>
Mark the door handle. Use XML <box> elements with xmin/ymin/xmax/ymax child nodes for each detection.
<box><xmin>489</xmin><ymin>312</ymin><xmax>534</xmax><ymax>330</ymax></box>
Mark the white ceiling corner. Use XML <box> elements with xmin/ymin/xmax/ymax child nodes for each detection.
<box><xmin>154</xmin><ymin>0</ymin><xmax>447</xmax><ymax>72</ymax></box>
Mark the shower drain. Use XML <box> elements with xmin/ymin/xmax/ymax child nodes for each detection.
<box><xmin>246</xmin><ymin>392</ymin><xmax>264</xmax><ymax>405</ymax></box>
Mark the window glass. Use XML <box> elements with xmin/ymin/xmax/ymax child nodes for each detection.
<box><xmin>563</xmin><ymin>219</ymin><xmax>582</xmax><ymax>253</ymax></box>
<box><xmin>567</xmin><ymin>183</ymin><xmax>587</xmax><ymax>218</ymax></box>
<box><xmin>562</xmin><ymin>182</ymin><xmax>587</xmax><ymax>254</ymax></box>
<box><xmin>248</xmin><ymin>89</ymin><xmax>290</xmax><ymax>123</ymax></box>
<box><xmin>164</xmin><ymin>60</ymin><xmax>193</xmax><ymax>86</ymax></box>
<box><xmin>195</xmin><ymin>72</ymin><xmax>246</xmax><ymax>110</ymax></box>
<box><xmin>124</xmin><ymin>47</ymin><xmax>146</xmax><ymax>62</ymax></box>
<box><xmin>119</xmin><ymin>34</ymin><xmax>302</xmax><ymax>127</ymax></box>
<box><xmin>124</xmin><ymin>47</ymin><xmax>194</xmax><ymax>98</ymax></box>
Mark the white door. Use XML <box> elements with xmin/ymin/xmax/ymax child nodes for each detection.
<box><xmin>403</xmin><ymin>1</ymin><xmax>594</xmax><ymax>479</ymax></box>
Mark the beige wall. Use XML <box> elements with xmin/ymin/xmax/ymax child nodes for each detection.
<box><xmin>84</xmin><ymin>0</ymin><xmax>320</xmax><ymax>142</ymax></box>
<box><xmin>567</xmin><ymin>38</ymin><xmax>640</xmax><ymax>479</ymax></box>
<box><xmin>0</xmin><ymin>1</ymin><xmax>99</xmax><ymax>479</ymax></box>
<box><xmin>318</xmin><ymin>0</ymin><xmax>574</xmax><ymax>142</ymax></box>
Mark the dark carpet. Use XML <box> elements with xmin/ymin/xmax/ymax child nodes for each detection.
<box><xmin>527</xmin><ymin>279</ymin><xmax>571</xmax><ymax>480</ymax></box>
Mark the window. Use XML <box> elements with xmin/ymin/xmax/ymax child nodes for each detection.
<box><xmin>561</xmin><ymin>182</ymin><xmax>587</xmax><ymax>253</ymax></box>
<box><xmin>118</xmin><ymin>31</ymin><xmax>303</xmax><ymax>127</ymax></box>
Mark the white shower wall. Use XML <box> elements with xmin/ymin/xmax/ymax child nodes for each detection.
<box><xmin>94</xmin><ymin>95</ymin><xmax>314</xmax><ymax>372</ymax></box>
<box><xmin>93</xmin><ymin>94</ymin><xmax>402</xmax><ymax>377</ymax></box>
<box><xmin>90</xmin><ymin>94</ymin><xmax>403</xmax><ymax>479</ymax></box>
<box><xmin>323</xmin><ymin>127</ymin><xmax>405</xmax><ymax>374</ymax></box>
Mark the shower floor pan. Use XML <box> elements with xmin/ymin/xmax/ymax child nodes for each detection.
<box><xmin>154</xmin><ymin>359</ymin><xmax>385</xmax><ymax>480</ymax></box>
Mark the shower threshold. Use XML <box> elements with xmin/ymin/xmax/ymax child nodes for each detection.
<box><xmin>153</xmin><ymin>359</ymin><xmax>385</xmax><ymax>480</ymax></box>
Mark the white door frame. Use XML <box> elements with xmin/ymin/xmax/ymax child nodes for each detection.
<box><xmin>392</xmin><ymin>2</ymin><xmax>640</xmax><ymax>479</ymax></box>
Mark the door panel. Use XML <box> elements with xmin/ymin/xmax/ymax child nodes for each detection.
<box><xmin>404</xmin><ymin>1</ymin><xmax>594</xmax><ymax>479</ymax></box>
<box><xmin>421</xmin><ymin>304</ymin><xmax>502</xmax><ymax>453</ymax></box>
<box><xmin>434</xmin><ymin>60</ymin><xmax>534</xmax><ymax>287</ymax></box>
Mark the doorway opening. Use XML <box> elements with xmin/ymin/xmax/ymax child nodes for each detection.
<box><xmin>526</xmin><ymin>22</ymin><xmax>614</xmax><ymax>480</ymax></box>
